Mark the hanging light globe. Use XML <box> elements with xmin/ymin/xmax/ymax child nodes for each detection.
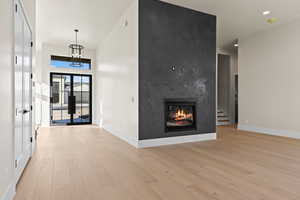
<box><xmin>69</xmin><ymin>29</ymin><xmax>84</xmax><ymax>67</ymax></box>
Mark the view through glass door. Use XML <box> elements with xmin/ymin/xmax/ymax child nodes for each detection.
<box><xmin>50</xmin><ymin>73</ymin><xmax>92</xmax><ymax>125</ymax></box>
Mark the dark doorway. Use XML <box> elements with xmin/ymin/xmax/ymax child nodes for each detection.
<box><xmin>50</xmin><ymin>73</ymin><xmax>92</xmax><ymax>125</ymax></box>
<box><xmin>217</xmin><ymin>54</ymin><xmax>231</xmax><ymax>125</ymax></box>
<box><xmin>235</xmin><ymin>74</ymin><xmax>239</xmax><ymax>124</ymax></box>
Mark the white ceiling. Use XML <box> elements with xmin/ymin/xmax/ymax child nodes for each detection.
<box><xmin>37</xmin><ymin>0</ymin><xmax>300</xmax><ymax>50</ymax></box>
<box><xmin>163</xmin><ymin>0</ymin><xmax>300</xmax><ymax>50</ymax></box>
<box><xmin>36</xmin><ymin>0</ymin><xmax>134</xmax><ymax>49</ymax></box>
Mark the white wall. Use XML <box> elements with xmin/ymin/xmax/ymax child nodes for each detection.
<box><xmin>38</xmin><ymin>44</ymin><xmax>96</xmax><ymax>126</ymax></box>
<box><xmin>239</xmin><ymin>18</ymin><xmax>300</xmax><ymax>138</ymax></box>
<box><xmin>0</xmin><ymin>0</ymin><xmax>35</xmax><ymax>199</ymax></box>
<box><xmin>95</xmin><ymin>0</ymin><xmax>139</xmax><ymax>146</ymax></box>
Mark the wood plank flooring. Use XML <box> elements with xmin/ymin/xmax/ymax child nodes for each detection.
<box><xmin>14</xmin><ymin>125</ymin><xmax>300</xmax><ymax>200</ymax></box>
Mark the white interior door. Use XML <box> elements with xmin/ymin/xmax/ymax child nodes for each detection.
<box><xmin>14</xmin><ymin>0</ymin><xmax>32</xmax><ymax>182</ymax></box>
<box><xmin>22</xmin><ymin>9</ymin><xmax>32</xmax><ymax>167</ymax></box>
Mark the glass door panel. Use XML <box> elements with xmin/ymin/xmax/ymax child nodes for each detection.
<box><xmin>62</xmin><ymin>75</ymin><xmax>71</xmax><ymax>123</ymax></box>
<box><xmin>73</xmin><ymin>75</ymin><xmax>82</xmax><ymax>123</ymax></box>
<box><xmin>73</xmin><ymin>75</ymin><xmax>91</xmax><ymax>124</ymax></box>
<box><xmin>50</xmin><ymin>74</ymin><xmax>71</xmax><ymax>125</ymax></box>
<box><xmin>81</xmin><ymin>76</ymin><xmax>91</xmax><ymax>123</ymax></box>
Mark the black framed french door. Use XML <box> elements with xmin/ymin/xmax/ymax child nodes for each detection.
<box><xmin>50</xmin><ymin>73</ymin><xmax>92</xmax><ymax>125</ymax></box>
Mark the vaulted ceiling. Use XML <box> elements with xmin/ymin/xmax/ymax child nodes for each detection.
<box><xmin>37</xmin><ymin>0</ymin><xmax>300</xmax><ymax>50</ymax></box>
<box><xmin>37</xmin><ymin>0</ymin><xmax>134</xmax><ymax>49</ymax></box>
<box><xmin>163</xmin><ymin>0</ymin><xmax>300</xmax><ymax>50</ymax></box>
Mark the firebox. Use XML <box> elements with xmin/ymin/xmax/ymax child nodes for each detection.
<box><xmin>164</xmin><ymin>99</ymin><xmax>197</xmax><ymax>132</ymax></box>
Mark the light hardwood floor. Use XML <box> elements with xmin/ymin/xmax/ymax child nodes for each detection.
<box><xmin>14</xmin><ymin>126</ymin><xmax>300</xmax><ymax>200</ymax></box>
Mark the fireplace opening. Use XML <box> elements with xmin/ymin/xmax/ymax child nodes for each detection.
<box><xmin>165</xmin><ymin>100</ymin><xmax>197</xmax><ymax>132</ymax></box>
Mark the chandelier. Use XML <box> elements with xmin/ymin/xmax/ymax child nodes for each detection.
<box><xmin>69</xmin><ymin>29</ymin><xmax>84</xmax><ymax>67</ymax></box>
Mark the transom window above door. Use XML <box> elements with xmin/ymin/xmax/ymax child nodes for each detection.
<box><xmin>50</xmin><ymin>55</ymin><xmax>91</xmax><ymax>70</ymax></box>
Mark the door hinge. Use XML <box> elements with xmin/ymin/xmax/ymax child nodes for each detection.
<box><xmin>30</xmin><ymin>105</ymin><xmax>33</xmax><ymax>111</ymax></box>
<box><xmin>31</xmin><ymin>73</ymin><xmax>33</xmax><ymax>79</ymax></box>
<box><xmin>15</xmin><ymin>4</ymin><xmax>17</xmax><ymax>13</ymax></box>
<box><xmin>30</xmin><ymin>137</ymin><xmax>33</xmax><ymax>143</ymax></box>
<box><xmin>15</xmin><ymin>160</ymin><xmax>18</xmax><ymax>168</ymax></box>
<box><xmin>15</xmin><ymin>56</ymin><xmax>17</xmax><ymax>64</ymax></box>
<box><xmin>30</xmin><ymin>41</ymin><xmax>33</xmax><ymax>47</ymax></box>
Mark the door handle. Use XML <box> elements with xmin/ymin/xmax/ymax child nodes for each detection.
<box><xmin>68</xmin><ymin>96</ymin><xmax>72</xmax><ymax>114</ymax></box>
<box><xmin>73</xmin><ymin>96</ymin><xmax>76</xmax><ymax>114</ymax></box>
<box><xmin>22</xmin><ymin>109</ymin><xmax>30</xmax><ymax>114</ymax></box>
<box><xmin>68</xmin><ymin>96</ymin><xmax>76</xmax><ymax>114</ymax></box>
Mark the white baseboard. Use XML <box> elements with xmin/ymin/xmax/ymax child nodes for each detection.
<box><xmin>238</xmin><ymin>124</ymin><xmax>300</xmax><ymax>139</ymax></box>
<box><xmin>138</xmin><ymin>133</ymin><xmax>217</xmax><ymax>148</ymax></box>
<box><xmin>102</xmin><ymin>127</ymin><xmax>138</xmax><ymax>148</ymax></box>
<box><xmin>0</xmin><ymin>184</ymin><xmax>15</xmax><ymax>200</ymax></box>
<box><xmin>102</xmin><ymin>126</ymin><xmax>216</xmax><ymax>148</ymax></box>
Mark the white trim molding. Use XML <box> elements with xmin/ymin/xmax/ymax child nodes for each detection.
<box><xmin>0</xmin><ymin>184</ymin><xmax>15</xmax><ymax>200</ymax></box>
<box><xmin>238</xmin><ymin>124</ymin><xmax>300</xmax><ymax>139</ymax></box>
<box><xmin>137</xmin><ymin>133</ymin><xmax>217</xmax><ymax>148</ymax></box>
<box><xmin>103</xmin><ymin>126</ymin><xmax>217</xmax><ymax>148</ymax></box>
<box><xmin>103</xmin><ymin>127</ymin><xmax>139</xmax><ymax>148</ymax></box>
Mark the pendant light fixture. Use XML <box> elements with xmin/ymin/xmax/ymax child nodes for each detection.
<box><xmin>69</xmin><ymin>29</ymin><xmax>84</xmax><ymax>67</ymax></box>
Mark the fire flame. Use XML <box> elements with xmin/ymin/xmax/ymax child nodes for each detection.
<box><xmin>175</xmin><ymin>109</ymin><xmax>193</xmax><ymax>121</ymax></box>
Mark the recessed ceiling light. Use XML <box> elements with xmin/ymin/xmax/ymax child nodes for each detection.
<box><xmin>263</xmin><ymin>10</ymin><xmax>271</xmax><ymax>15</ymax></box>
